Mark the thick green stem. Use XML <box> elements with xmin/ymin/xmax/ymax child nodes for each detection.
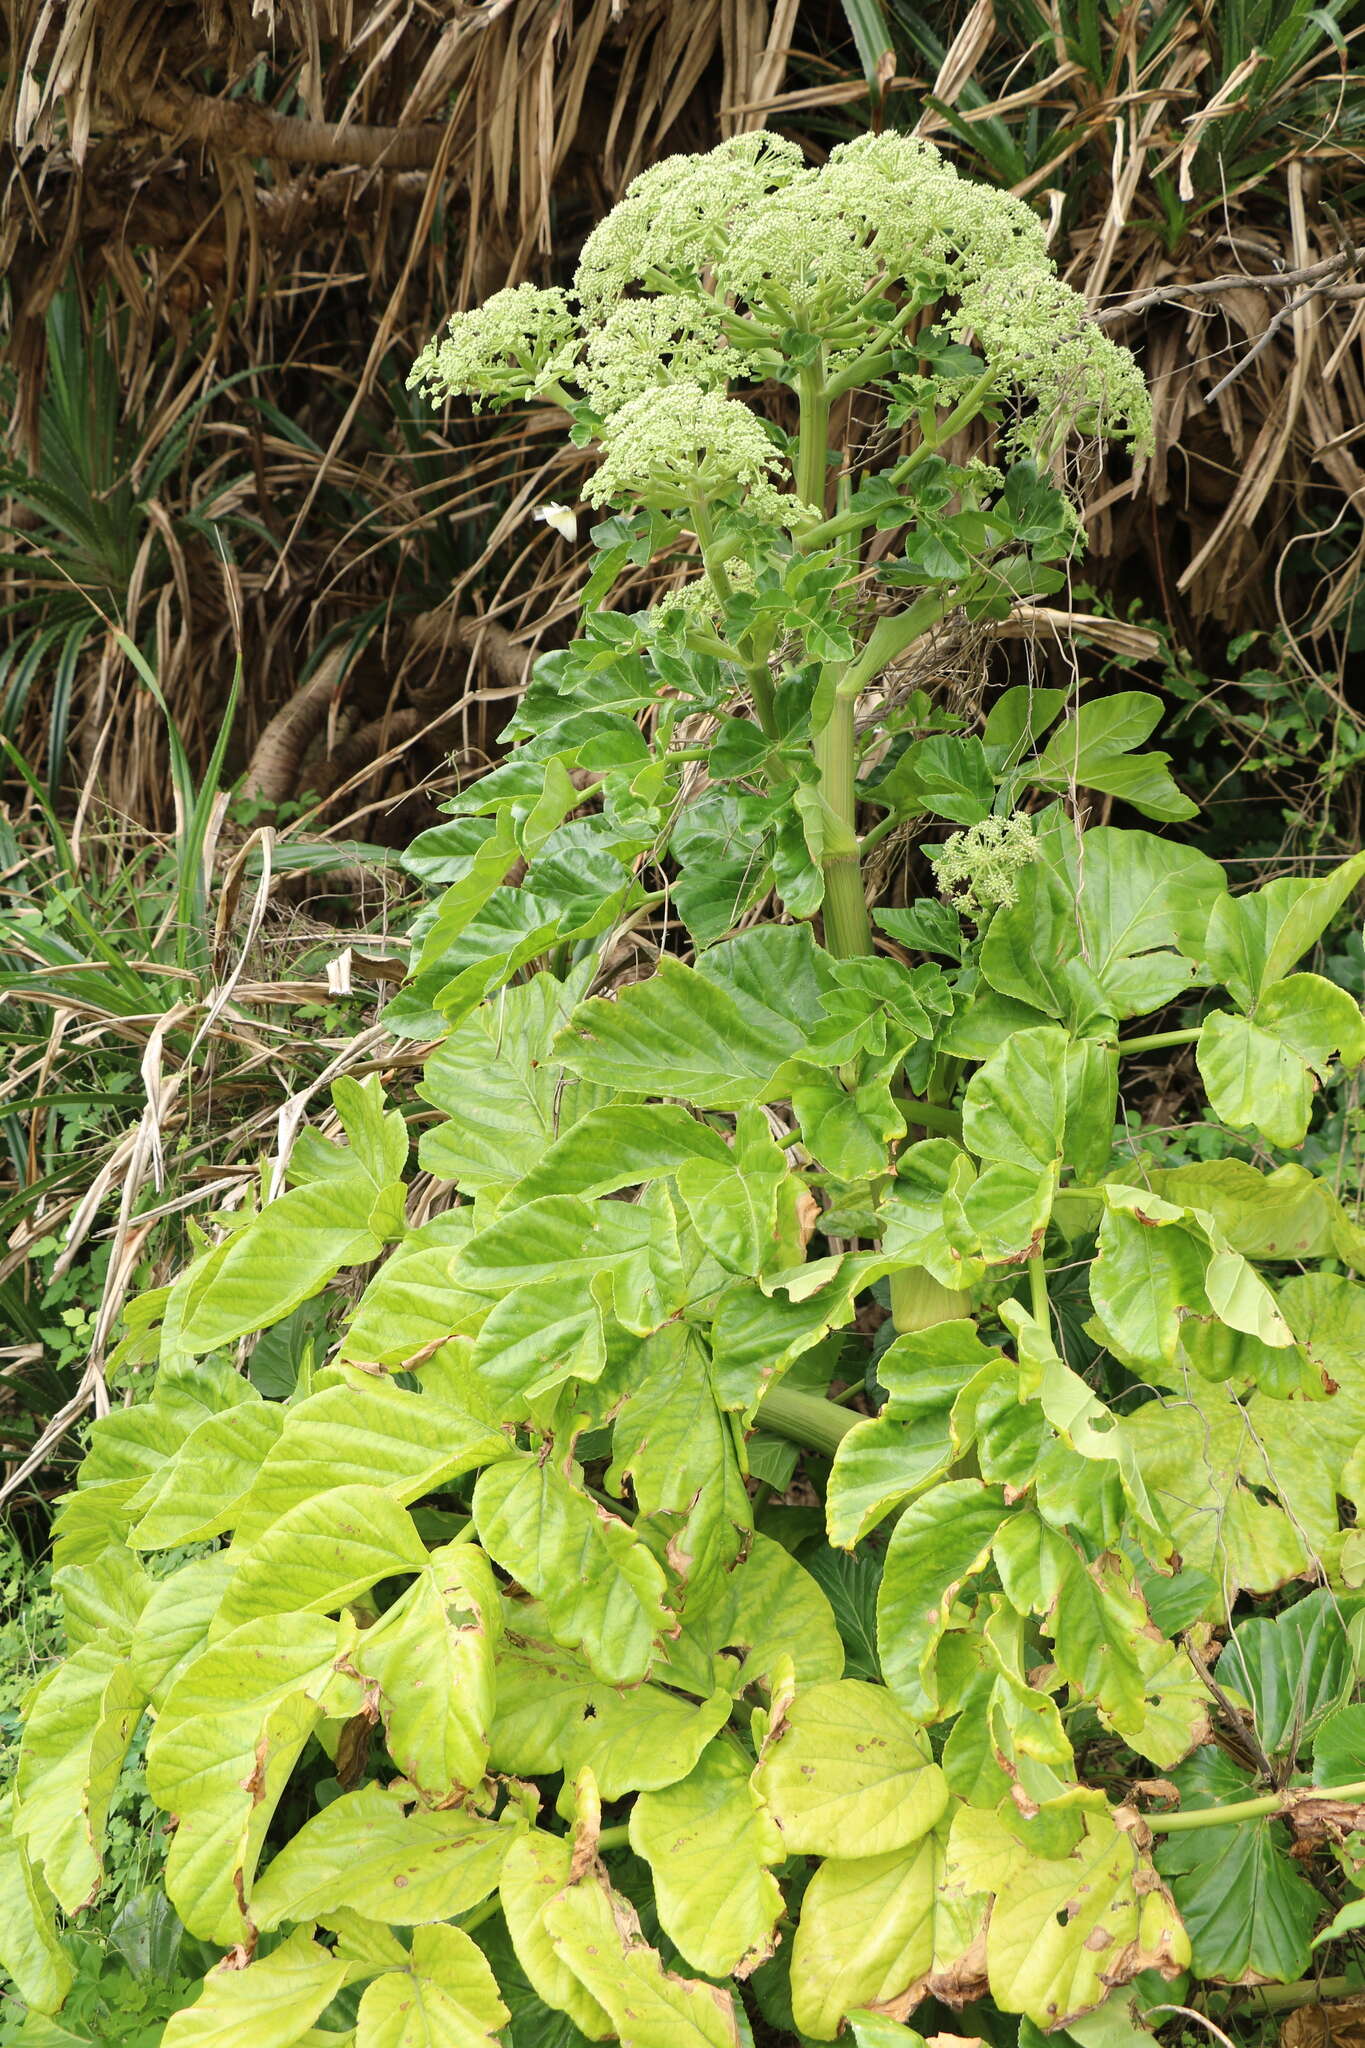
<box><xmin>755</xmin><ymin>1383</ymin><xmax>858</xmax><ymax>1457</ymax></box>
<box><xmin>795</xmin><ymin>357</ymin><xmax>874</xmax><ymax>959</ymax></box>
<box><xmin>825</xmin><ymin>299</ymin><xmax>925</xmax><ymax>402</ymax></box>
<box><xmin>1143</xmin><ymin>1779</ymin><xmax>1365</xmax><ymax>1833</ymax></box>
<box><xmin>690</xmin><ymin>499</ymin><xmax>732</xmax><ymax>600</ymax></box>
<box><xmin>1231</xmin><ymin>1980</ymin><xmax>1361</xmax><ymax>2013</ymax></box>
<box><xmin>836</xmin><ymin>588</ymin><xmax>962</xmax><ymax>704</ymax></box>
<box><xmin>889</xmin><ymin>367</ymin><xmax>998</xmax><ymax>486</ymax></box>
<box><xmin>796</xmin><ymin>361</ymin><xmax>831</xmax><ymax>515</ymax></box>
<box><xmin>1118</xmin><ymin>1026</ymin><xmax>1202</xmax><ymax>1056</ymax></box>
<box><xmin>894</xmin><ymin>1089</ymin><xmax>963</xmax><ymax>1137</ymax></box>
<box><xmin>815</xmin><ymin>703</ymin><xmax>874</xmax><ymax>959</ymax></box>
<box><xmin>596</xmin><ymin>1824</ymin><xmax>631</xmax><ymax>1852</ymax></box>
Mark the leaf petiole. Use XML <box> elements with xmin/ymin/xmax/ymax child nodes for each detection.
<box><xmin>1142</xmin><ymin>1779</ymin><xmax>1365</xmax><ymax>1832</ymax></box>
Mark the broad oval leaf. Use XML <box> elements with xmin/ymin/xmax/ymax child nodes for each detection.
<box><xmin>754</xmin><ymin>1679</ymin><xmax>948</xmax><ymax>1859</ymax></box>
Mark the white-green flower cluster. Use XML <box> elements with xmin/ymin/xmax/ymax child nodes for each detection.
<box><xmin>574</xmin><ymin>132</ymin><xmax>806</xmax><ymax>314</ymax></box>
<box><xmin>715</xmin><ymin>132</ymin><xmax>1051</xmax><ymax>333</ymax></box>
<box><xmin>408</xmin><ymin>283</ymin><xmax>575</xmax><ymax>411</ymax></box>
<box><xmin>931</xmin><ymin>811</ymin><xmax>1041</xmax><ymax>918</ymax></box>
<box><xmin>580</xmin><ymin>295</ymin><xmax>729</xmax><ymax>416</ymax></box>
<box><xmin>586</xmin><ymin>382</ymin><xmax>803</xmax><ymax>521</ymax></box>
<box><xmin>655</xmin><ymin>557</ymin><xmax>758</xmax><ymax>627</ymax></box>
<box><xmin>952</xmin><ymin>272</ymin><xmax>1152</xmax><ymax>458</ymax></box>
<box><xmin>408</xmin><ymin>127</ymin><xmax>1152</xmax><ymax>514</ymax></box>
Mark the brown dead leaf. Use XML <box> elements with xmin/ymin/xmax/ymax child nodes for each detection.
<box><xmin>1134</xmin><ymin>1778</ymin><xmax>1182</xmax><ymax>1807</ymax></box>
<box><xmin>1281</xmin><ymin>1995</ymin><xmax>1365</xmax><ymax>2048</ymax></box>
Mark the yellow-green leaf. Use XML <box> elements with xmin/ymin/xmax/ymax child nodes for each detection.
<box><xmin>250</xmin><ymin>1781</ymin><xmax>517</xmax><ymax>1931</ymax></box>
<box><xmin>162</xmin><ymin>1927</ymin><xmax>349</xmax><ymax>2048</ymax></box>
<box><xmin>356</xmin><ymin>1540</ymin><xmax>500</xmax><ymax>1801</ymax></box>
<box><xmin>14</xmin><ymin>1637</ymin><xmax>143</xmax><ymax>1911</ymax></box>
<box><xmin>0</xmin><ymin>1795</ymin><xmax>74</xmax><ymax>2014</ymax></box>
<box><xmin>213</xmin><ymin>1484</ymin><xmax>429</xmax><ymax>1637</ymax></box>
<box><xmin>948</xmin><ymin>1805</ymin><xmax>1188</xmax><ymax>2027</ymax></box>
<box><xmin>498</xmin><ymin>1830</ymin><xmax>614</xmax><ymax>2040</ymax></box>
<box><xmin>355</xmin><ymin>1922</ymin><xmax>509</xmax><ymax>2047</ymax></box>
<box><xmin>147</xmin><ymin>1614</ymin><xmax>357</xmax><ymax>1942</ymax></box>
<box><xmin>545</xmin><ymin>1870</ymin><xmax>742</xmax><ymax>2048</ymax></box>
<box><xmin>754</xmin><ymin>1679</ymin><xmax>947</xmax><ymax>1859</ymax></box>
<box><xmin>789</xmin><ymin>1834</ymin><xmax>944</xmax><ymax>2040</ymax></box>
<box><xmin>177</xmin><ymin>1173</ymin><xmax>383</xmax><ymax>1354</ymax></box>
<box><xmin>472</xmin><ymin>1456</ymin><xmax>667</xmax><ymax>1686</ymax></box>
<box><xmin>630</xmin><ymin>1742</ymin><xmax>784</xmax><ymax>1977</ymax></box>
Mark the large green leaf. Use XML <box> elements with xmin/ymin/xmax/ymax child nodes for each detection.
<box><xmin>788</xmin><ymin>1833</ymin><xmax>948</xmax><ymax>2040</ymax></box>
<box><xmin>14</xmin><ymin>1637</ymin><xmax>143</xmax><ymax>1912</ymax></box>
<box><xmin>674</xmin><ymin>1106</ymin><xmax>796</xmax><ymax>1277</ymax></box>
<box><xmin>76</xmin><ymin>1359</ymin><xmax>253</xmax><ymax>1491</ymax></box>
<box><xmin>473</xmin><ymin>1456</ymin><xmax>668</xmax><ymax>1685</ymax></box>
<box><xmin>129</xmin><ymin>1552</ymin><xmax>235</xmax><ymax>1708</ymax></box>
<box><xmin>1030</xmin><ymin>693</ymin><xmax>1194</xmax><ymax>823</ymax></box>
<box><xmin>630</xmin><ymin>1741</ymin><xmax>784</xmax><ymax>1977</ymax></box>
<box><xmin>455</xmin><ymin>1193</ymin><xmax>656</xmax><ymax>1298</ymax></box>
<box><xmin>213</xmin><ymin>1484</ymin><xmax>429</xmax><ymax>1635</ymax></box>
<box><xmin>1197</xmin><ymin>849</ymin><xmax>1365</xmax><ymax>1005</ymax></box>
<box><xmin>0</xmin><ymin>1796</ymin><xmax>74</xmax><ymax>2015</ymax></box>
<box><xmin>129</xmin><ymin>1401</ymin><xmax>285</xmax><ymax>1549</ymax></box>
<box><xmin>355</xmin><ymin>1922</ymin><xmax>510</xmax><ymax>2047</ymax></box>
<box><xmin>235</xmin><ymin>1380</ymin><xmax>507</xmax><ymax>1541</ymax></box>
<box><xmin>544</xmin><ymin>1870</ymin><xmax>743</xmax><ymax>2048</ymax></box>
<box><xmin>250</xmin><ymin>1781</ymin><xmax>517</xmax><ymax>1931</ymax></box>
<box><xmin>555</xmin><ymin>926</ymin><xmax>829</xmax><ymax>1108</ymax></box>
<box><xmin>175</xmin><ymin>1174</ymin><xmax>387</xmax><ymax>1354</ymax></box>
<box><xmin>993</xmin><ymin>1514</ymin><xmax>1146</xmax><ymax>1730</ymax></box>
<box><xmin>608</xmin><ymin>1324</ymin><xmax>750</xmax><ymax>1605</ymax></box>
<box><xmin>339</xmin><ymin>1233</ymin><xmax>486</xmax><ymax>1372</ymax></box>
<box><xmin>161</xmin><ymin>1928</ymin><xmax>351</xmax><ymax>2048</ymax></box>
<box><xmin>331</xmin><ymin>1073</ymin><xmax>411</xmax><ymax>1188</ymax></box>
<box><xmin>147</xmin><ymin>1613</ymin><xmax>358</xmax><ymax>1941</ymax></box>
<box><xmin>356</xmin><ymin>1539</ymin><xmax>501</xmax><ymax>1802</ymax></box>
<box><xmin>1156</xmin><ymin>1749</ymin><xmax>1318</xmax><ymax>1983</ymax></box>
<box><xmin>512</xmin><ymin>1103</ymin><xmax>731</xmax><ymax>1202</ymax></box>
<box><xmin>498</xmin><ymin>1831</ymin><xmax>614</xmax><ymax>2040</ymax></box>
<box><xmin>1217</xmin><ymin>1591</ymin><xmax>1353</xmax><ymax>1759</ymax></box>
<box><xmin>417</xmin><ymin>965</ymin><xmax>612</xmax><ymax>1192</ymax></box>
<box><xmin>950</xmin><ymin>1805</ymin><xmax>1188</xmax><ymax>2024</ymax></box>
<box><xmin>877</xmin><ymin>1481</ymin><xmax>1012</xmax><ymax>1715</ymax></box>
<box><xmin>1197</xmin><ymin>975</ymin><xmax>1365</xmax><ymax>1147</ymax></box>
<box><xmin>826</xmin><ymin>1322</ymin><xmax>987</xmax><ymax>1548</ymax></box>
<box><xmin>962</xmin><ymin>1025</ymin><xmax>1069</xmax><ymax>1172</ymax></box>
<box><xmin>980</xmin><ymin>819</ymin><xmax>1223</xmax><ymax>1026</ymax></box>
<box><xmin>1124</xmin><ymin>1386</ymin><xmax>1315</xmax><ymax>1604</ymax></box>
<box><xmin>665</xmin><ymin>1532</ymin><xmax>844</xmax><ymax>1695</ymax></box>
<box><xmin>470</xmin><ymin>1277</ymin><xmax>606</xmax><ymax>1404</ymax></box>
<box><xmin>1090</xmin><ymin>1189</ymin><xmax>1210</xmax><ymax>1373</ymax></box>
<box><xmin>754</xmin><ymin>1678</ymin><xmax>947</xmax><ymax>1858</ymax></box>
<box><xmin>488</xmin><ymin>1617</ymin><xmax>730</xmax><ymax>1793</ymax></box>
<box><xmin>710</xmin><ymin>1271</ymin><xmax>863</xmax><ymax>1419</ymax></box>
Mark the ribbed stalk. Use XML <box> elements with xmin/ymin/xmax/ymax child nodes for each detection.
<box><xmin>754</xmin><ymin>1382</ymin><xmax>858</xmax><ymax>1457</ymax></box>
<box><xmin>795</xmin><ymin>360</ymin><xmax>873</xmax><ymax>961</ymax></box>
<box><xmin>813</xmin><ymin>702</ymin><xmax>874</xmax><ymax>959</ymax></box>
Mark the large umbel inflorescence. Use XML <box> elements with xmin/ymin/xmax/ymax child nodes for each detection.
<box><xmin>408</xmin><ymin>130</ymin><xmax>1151</xmax><ymax>519</ymax></box>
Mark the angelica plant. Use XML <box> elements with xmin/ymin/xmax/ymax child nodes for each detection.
<box><xmin>10</xmin><ymin>131</ymin><xmax>1365</xmax><ymax>2048</ymax></box>
<box><xmin>413</xmin><ymin>127</ymin><xmax>1149</xmax><ymax>960</ymax></box>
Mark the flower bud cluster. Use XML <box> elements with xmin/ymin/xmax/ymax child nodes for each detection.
<box><xmin>408</xmin><ymin>282</ymin><xmax>575</xmax><ymax>412</ymax></box>
<box><xmin>583</xmin><ymin>383</ymin><xmax>813</xmax><ymax>526</ymax></box>
<box><xmin>408</xmin><ymin>129</ymin><xmax>1152</xmax><ymax>515</ymax></box>
<box><xmin>931</xmin><ymin>812</ymin><xmax>1041</xmax><ymax>918</ymax></box>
